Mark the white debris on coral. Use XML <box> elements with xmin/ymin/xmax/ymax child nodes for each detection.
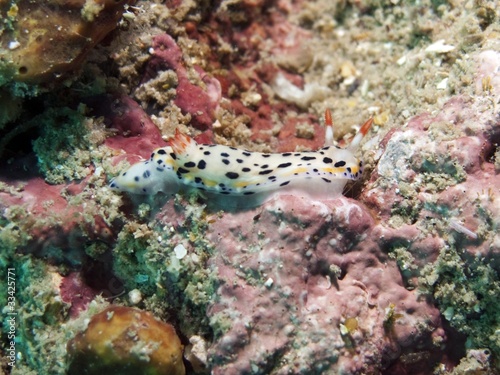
<box><xmin>425</xmin><ymin>40</ymin><xmax>455</xmax><ymax>54</ymax></box>
<box><xmin>128</xmin><ymin>288</ymin><xmax>142</xmax><ymax>305</ymax></box>
<box><xmin>184</xmin><ymin>335</ymin><xmax>208</xmax><ymax>372</ymax></box>
<box><xmin>272</xmin><ymin>72</ymin><xmax>331</xmax><ymax>108</ymax></box>
<box><xmin>174</xmin><ymin>243</ymin><xmax>188</xmax><ymax>259</ymax></box>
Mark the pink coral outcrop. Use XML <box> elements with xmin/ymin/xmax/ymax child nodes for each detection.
<box><xmin>155</xmin><ymin>195</ymin><xmax>445</xmax><ymax>374</ymax></box>
<box><xmin>87</xmin><ymin>94</ymin><xmax>167</xmax><ymax>160</ymax></box>
<box><xmin>145</xmin><ymin>34</ymin><xmax>222</xmax><ymax>130</ymax></box>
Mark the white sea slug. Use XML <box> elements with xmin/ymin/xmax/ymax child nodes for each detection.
<box><xmin>110</xmin><ymin>110</ymin><xmax>373</xmax><ymax>209</ymax></box>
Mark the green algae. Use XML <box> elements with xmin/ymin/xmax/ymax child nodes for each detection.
<box><xmin>420</xmin><ymin>246</ymin><xmax>500</xmax><ymax>364</ymax></box>
<box><xmin>112</xmin><ymin>195</ymin><xmax>218</xmax><ymax>337</ymax></box>
<box><xmin>0</xmin><ymin>255</ymin><xmax>67</xmax><ymax>374</ymax></box>
<box><xmin>32</xmin><ymin>106</ymin><xmax>92</xmax><ymax>184</ymax></box>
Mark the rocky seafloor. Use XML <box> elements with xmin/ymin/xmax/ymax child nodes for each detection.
<box><xmin>0</xmin><ymin>0</ymin><xmax>499</xmax><ymax>374</ymax></box>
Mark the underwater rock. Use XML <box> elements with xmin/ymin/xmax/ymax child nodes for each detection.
<box><xmin>0</xmin><ymin>0</ymin><xmax>133</xmax><ymax>84</ymax></box>
<box><xmin>0</xmin><ymin>174</ymin><xmax>114</xmax><ymax>263</ymax></box>
<box><xmin>87</xmin><ymin>94</ymin><xmax>168</xmax><ymax>159</ymax></box>
<box><xmin>198</xmin><ymin>195</ymin><xmax>444</xmax><ymax>374</ymax></box>
<box><xmin>67</xmin><ymin>305</ymin><xmax>185</xmax><ymax>375</ymax></box>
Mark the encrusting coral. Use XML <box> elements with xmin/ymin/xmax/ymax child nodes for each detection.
<box><xmin>66</xmin><ymin>305</ymin><xmax>185</xmax><ymax>375</ymax></box>
<box><xmin>0</xmin><ymin>0</ymin><xmax>133</xmax><ymax>84</ymax></box>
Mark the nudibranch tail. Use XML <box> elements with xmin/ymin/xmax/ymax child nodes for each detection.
<box><xmin>109</xmin><ymin>109</ymin><xmax>373</xmax><ymax>209</ymax></box>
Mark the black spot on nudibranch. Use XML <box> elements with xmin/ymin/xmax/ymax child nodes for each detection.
<box><xmin>134</xmin><ymin>176</ymin><xmax>140</xmax><ymax>181</ymax></box>
<box><xmin>157</xmin><ymin>149</ymin><xmax>167</xmax><ymax>155</ymax></box>
<box><xmin>334</xmin><ymin>161</ymin><xmax>346</xmax><ymax>167</ymax></box>
<box><xmin>222</xmin><ymin>159</ymin><xmax>230</xmax><ymax>165</ymax></box>
<box><xmin>301</xmin><ymin>156</ymin><xmax>316</xmax><ymax>161</ymax></box>
<box><xmin>195</xmin><ymin>177</ymin><xmax>203</xmax><ymax>184</ymax></box>
<box><xmin>170</xmin><ymin>153</ymin><xmax>177</xmax><ymax>160</ymax></box>
<box><xmin>347</xmin><ymin>167</ymin><xmax>352</xmax><ymax>173</ymax></box>
<box><xmin>262</xmin><ymin>154</ymin><xmax>271</xmax><ymax>158</ymax></box>
<box><xmin>242</xmin><ymin>167</ymin><xmax>251</xmax><ymax>172</ymax></box>
<box><xmin>143</xmin><ymin>170</ymin><xmax>151</xmax><ymax>178</ymax></box>
<box><xmin>259</xmin><ymin>169</ymin><xmax>273</xmax><ymax>175</ymax></box>
<box><xmin>322</xmin><ymin>178</ymin><xmax>331</xmax><ymax>183</ymax></box>
<box><xmin>204</xmin><ymin>151</ymin><xmax>211</xmax><ymax>155</ymax></box>
<box><xmin>220</xmin><ymin>152</ymin><xmax>230</xmax><ymax>157</ymax></box>
<box><xmin>184</xmin><ymin>161</ymin><xmax>196</xmax><ymax>168</ymax></box>
<box><xmin>323</xmin><ymin>157</ymin><xmax>333</xmax><ymax>164</ymax></box>
<box><xmin>198</xmin><ymin>160</ymin><xmax>206</xmax><ymax>169</ymax></box>
<box><xmin>236</xmin><ymin>159</ymin><xmax>243</xmax><ymax>163</ymax></box>
<box><xmin>244</xmin><ymin>191</ymin><xmax>255</xmax><ymax>195</ymax></box>
<box><xmin>260</xmin><ymin>164</ymin><xmax>269</xmax><ymax>169</ymax></box>
<box><xmin>277</xmin><ymin>162</ymin><xmax>292</xmax><ymax>168</ymax></box>
<box><xmin>242</xmin><ymin>151</ymin><xmax>251</xmax><ymax>157</ymax></box>
<box><xmin>282</xmin><ymin>153</ymin><xmax>292</xmax><ymax>157</ymax></box>
<box><xmin>280</xmin><ymin>181</ymin><xmax>290</xmax><ymax>186</ymax></box>
<box><xmin>225</xmin><ymin>172</ymin><xmax>239</xmax><ymax>179</ymax></box>
<box><xmin>178</xmin><ymin>167</ymin><xmax>190</xmax><ymax>174</ymax></box>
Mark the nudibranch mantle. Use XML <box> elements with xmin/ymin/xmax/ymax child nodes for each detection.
<box><xmin>110</xmin><ymin>110</ymin><xmax>372</xmax><ymax>208</ymax></box>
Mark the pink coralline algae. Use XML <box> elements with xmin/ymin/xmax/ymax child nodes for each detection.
<box><xmin>87</xmin><ymin>94</ymin><xmax>168</xmax><ymax>161</ymax></box>
<box><xmin>0</xmin><ymin>173</ymin><xmax>112</xmax><ymax>263</ymax></box>
<box><xmin>144</xmin><ymin>34</ymin><xmax>222</xmax><ymax>130</ymax></box>
<box><xmin>193</xmin><ymin>195</ymin><xmax>445</xmax><ymax>374</ymax></box>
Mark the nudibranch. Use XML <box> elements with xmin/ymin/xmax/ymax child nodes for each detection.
<box><xmin>110</xmin><ymin>110</ymin><xmax>372</xmax><ymax>209</ymax></box>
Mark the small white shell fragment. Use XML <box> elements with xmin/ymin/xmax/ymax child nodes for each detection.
<box><xmin>397</xmin><ymin>55</ymin><xmax>407</xmax><ymax>65</ymax></box>
<box><xmin>174</xmin><ymin>244</ymin><xmax>188</xmax><ymax>259</ymax></box>
<box><xmin>339</xmin><ymin>323</ymin><xmax>349</xmax><ymax>335</ymax></box>
<box><xmin>94</xmin><ymin>166</ymin><xmax>103</xmax><ymax>177</ymax></box>
<box><xmin>264</xmin><ymin>277</ymin><xmax>274</xmax><ymax>289</ymax></box>
<box><xmin>425</xmin><ymin>40</ymin><xmax>455</xmax><ymax>54</ymax></box>
<box><xmin>128</xmin><ymin>289</ymin><xmax>142</xmax><ymax>304</ymax></box>
<box><xmin>8</xmin><ymin>41</ymin><xmax>21</xmax><ymax>50</ymax></box>
<box><xmin>436</xmin><ymin>78</ymin><xmax>448</xmax><ymax>90</ymax></box>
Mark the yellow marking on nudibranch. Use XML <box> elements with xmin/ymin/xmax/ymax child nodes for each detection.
<box><xmin>321</xmin><ymin>167</ymin><xmax>348</xmax><ymax>175</ymax></box>
<box><xmin>109</xmin><ymin>109</ymin><xmax>373</xmax><ymax>208</ymax></box>
<box><xmin>234</xmin><ymin>180</ymin><xmax>251</xmax><ymax>188</ymax></box>
<box><xmin>204</xmin><ymin>179</ymin><xmax>218</xmax><ymax>188</ymax></box>
<box><xmin>290</xmin><ymin>167</ymin><xmax>308</xmax><ymax>175</ymax></box>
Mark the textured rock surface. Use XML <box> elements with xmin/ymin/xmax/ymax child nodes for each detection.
<box><xmin>202</xmin><ymin>195</ymin><xmax>444</xmax><ymax>374</ymax></box>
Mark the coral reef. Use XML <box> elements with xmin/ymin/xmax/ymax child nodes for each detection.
<box><xmin>67</xmin><ymin>305</ymin><xmax>185</xmax><ymax>375</ymax></box>
<box><xmin>0</xmin><ymin>0</ymin><xmax>499</xmax><ymax>374</ymax></box>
